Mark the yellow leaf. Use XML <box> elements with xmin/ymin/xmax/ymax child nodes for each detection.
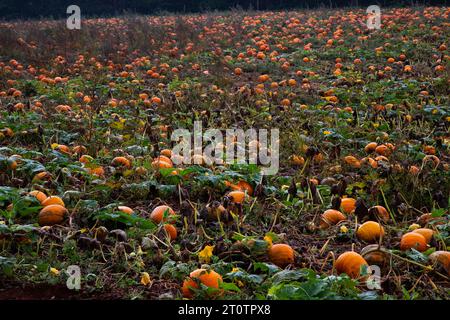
<box><xmin>140</xmin><ymin>272</ymin><xmax>152</xmax><ymax>286</ymax></box>
<box><xmin>50</xmin><ymin>267</ymin><xmax>60</xmax><ymax>276</ymax></box>
<box><xmin>264</xmin><ymin>235</ymin><xmax>273</xmax><ymax>247</ymax></box>
<box><xmin>198</xmin><ymin>245</ymin><xmax>214</xmax><ymax>263</ymax></box>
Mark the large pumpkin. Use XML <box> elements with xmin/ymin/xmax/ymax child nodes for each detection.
<box><xmin>268</xmin><ymin>243</ymin><xmax>295</xmax><ymax>267</ymax></box>
<box><xmin>356</xmin><ymin>221</ymin><xmax>385</xmax><ymax>243</ymax></box>
<box><xmin>334</xmin><ymin>251</ymin><xmax>369</xmax><ymax>279</ymax></box>
<box><xmin>400</xmin><ymin>232</ymin><xmax>427</xmax><ymax>252</ymax></box>
<box><xmin>38</xmin><ymin>205</ymin><xmax>67</xmax><ymax>226</ymax></box>
<box><xmin>320</xmin><ymin>209</ymin><xmax>346</xmax><ymax>229</ymax></box>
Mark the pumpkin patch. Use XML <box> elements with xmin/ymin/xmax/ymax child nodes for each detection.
<box><xmin>0</xmin><ymin>5</ymin><xmax>448</xmax><ymax>301</ymax></box>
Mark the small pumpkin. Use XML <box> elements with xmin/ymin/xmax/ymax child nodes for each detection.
<box><xmin>164</xmin><ymin>224</ymin><xmax>177</xmax><ymax>241</ymax></box>
<box><xmin>268</xmin><ymin>243</ymin><xmax>295</xmax><ymax>268</ymax></box>
<box><xmin>118</xmin><ymin>206</ymin><xmax>134</xmax><ymax>215</ymax></box>
<box><xmin>334</xmin><ymin>251</ymin><xmax>369</xmax><ymax>279</ymax></box>
<box><xmin>181</xmin><ymin>269</ymin><xmax>223</xmax><ymax>298</ymax></box>
<box><xmin>150</xmin><ymin>205</ymin><xmax>175</xmax><ymax>224</ymax></box>
<box><xmin>160</xmin><ymin>149</ymin><xmax>172</xmax><ymax>158</ymax></box>
<box><xmin>152</xmin><ymin>155</ymin><xmax>173</xmax><ymax>168</ymax></box>
<box><xmin>29</xmin><ymin>190</ymin><xmax>47</xmax><ymax>204</ymax></box>
<box><xmin>400</xmin><ymin>232</ymin><xmax>427</xmax><ymax>252</ymax></box>
<box><xmin>340</xmin><ymin>197</ymin><xmax>356</xmax><ymax>214</ymax></box>
<box><xmin>38</xmin><ymin>205</ymin><xmax>67</xmax><ymax>226</ymax></box>
<box><xmin>343</xmin><ymin>156</ymin><xmax>361</xmax><ymax>168</ymax></box>
<box><xmin>368</xmin><ymin>205</ymin><xmax>389</xmax><ymax>223</ymax></box>
<box><xmin>364</xmin><ymin>142</ymin><xmax>378</xmax><ymax>153</ymax></box>
<box><xmin>320</xmin><ymin>209</ymin><xmax>346</xmax><ymax>229</ymax></box>
<box><xmin>227</xmin><ymin>190</ymin><xmax>246</xmax><ymax>203</ymax></box>
<box><xmin>429</xmin><ymin>251</ymin><xmax>450</xmax><ymax>276</ymax></box>
<box><xmin>356</xmin><ymin>221</ymin><xmax>385</xmax><ymax>243</ymax></box>
<box><xmin>111</xmin><ymin>156</ymin><xmax>132</xmax><ymax>168</ymax></box>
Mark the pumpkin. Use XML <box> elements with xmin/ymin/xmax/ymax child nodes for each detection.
<box><xmin>320</xmin><ymin>209</ymin><xmax>346</xmax><ymax>229</ymax></box>
<box><xmin>368</xmin><ymin>205</ymin><xmax>389</xmax><ymax>222</ymax></box>
<box><xmin>150</xmin><ymin>205</ymin><xmax>175</xmax><ymax>224</ymax></box>
<box><xmin>38</xmin><ymin>205</ymin><xmax>67</xmax><ymax>226</ymax></box>
<box><xmin>334</xmin><ymin>251</ymin><xmax>369</xmax><ymax>279</ymax></box>
<box><xmin>181</xmin><ymin>269</ymin><xmax>223</xmax><ymax>298</ymax></box>
<box><xmin>375</xmin><ymin>144</ymin><xmax>391</xmax><ymax>156</ymax></box>
<box><xmin>227</xmin><ymin>190</ymin><xmax>246</xmax><ymax>203</ymax></box>
<box><xmin>412</xmin><ymin>228</ymin><xmax>434</xmax><ymax>244</ymax></box>
<box><xmin>29</xmin><ymin>190</ymin><xmax>47</xmax><ymax>203</ymax></box>
<box><xmin>291</xmin><ymin>155</ymin><xmax>305</xmax><ymax>166</ymax></box>
<box><xmin>79</xmin><ymin>155</ymin><xmax>94</xmax><ymax>164</ymax></box>
<box><xmin>236</xmin><ymin>181</ymin><xmax>253</xmax><ymax>195</ymax></box>
<box><xmin>164</xmin><ymin>224</ymin><xmax>177</xmax><ymax>241</ymax></box>
<box><xmin>429</xmin><ymin>251</ymin><xmax>450</xmax><ymax>276</ymax></box>
<box><xmin>152</xmin><ymin>155</ymin><xmax>173</xmax><ymax>168</ymax></box>
<box><xmin>361</xmin><ymin>244</ymin><xmax>389</xmax><ymax>266</ymax></box>
<box><xmin>268</xmin><ymin>243</ymin><xmax>295</xmax><ymax>267</ymax></box>
<box><xmin>356</xmin><ymin>221</ymin><xmax>385</xmax><ymax>243</ymax></box>
<box><xmin>41</xmin><ymin>196</ymin><xmax>65</xmax><ymax>207</ymax></box>
<box><xmin>88</xmin><ymin>166</ymin><xmax>105</xmax><ymax>177</ymax></box>
<box><xmin>343</xmin><ymin>156</ymin><xmax>361</xmax><ymax>168</ymax></box>
<box><xmin>364</xmin><ymin>142</ymin><xmax>378</xmax><ymax>153</ymax></box>
<box><xmin>160</xmin><ymin>149</ymin><xmax>172</xmax><ymax>158</ymax></box>
<box><xmin>400</xmin><ymin>232</ymin><xmax>427</xmax><ymax>252</ymax></box>
<box><xmin>111</xmin><ymin>156</ymin><xmax>131</xmax><ymax>168</ymax></box>
<box><xmin>340</xmin><ymin>197</ymin><xmax>356</xmax><ymax>214</ymax></box>
<box><xmin>118</xmin><ymin>206</ymin><xmax>134</xmax><ymax>215</ymax></box>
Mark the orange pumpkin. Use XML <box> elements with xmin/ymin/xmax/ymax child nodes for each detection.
<box><xmin>227</xmin><ymin>190</ymin><xmax>246</xmax><ymax>203</ymax></box>
<box><xmin>29</xmin><ymin>190</ymin><xmax>47</xmax><ymax>203</ymax></box>
<box><xmin>368</xmin><ymin>205</ymin><xmax>390</xmax><ymax>222</ymax></box>
<box><xmin>320</xmin><ymin>209</ymin><xmax>346</xmax><ymax>229</ymax></box>
<box><xmin>268</xmin><ymin>244</ymin><xmax>295</xmax><ymax>267</ymax></box>
<box><xmin>334</xmin><ymin>251</ymin><xmax>369</xmax><ymax>279</ymax></box>
<box><xmin>150</xmin><ymin>205</ymin><xmax>175</xmax><ymax>224</ymax></box>
<box><xmin>160</xmin><ymin>149</ymin><xmax>172</xmax><ymax>158</ymax></box>
<box><xmin>375</xmin><ymin>144</ymin><xmax>391</xmax><ymax>156</ymax></box>
<box><xmin>236</xmin><ymin>181</ymin><xmax>253</xmax><ymax>195</ymax></box>
<box><xmin>429</xmin><ymin>251</ymin><xmax>450</xmax><ymax>275</ymax></box>
<box><xmin>356</xmin><ymin>221</ymin><xmax>385</xmax><ymax>243</ymax></box>
<box><xmin>111</xmin><ymin>156</ymin><xmax>132</xmax><ymax>168</ymax></box>
<box><xmin>79</xmin><ymin>155</ymin><xmax>94</xmax><ymax>164</ymax></box>
<box><xmin>340</xmin><ymin>197</ymin><xmax>356</xmax><ymax>214</ymax></box>
<box><xmin>118</xmin><ymin>206</ymin><xmax>134</xmax><ymax>215</ymax></box>
<box><xmin>364</xmin><ymin>142</ymin><xmax>378</xmax><ymax>153</ymax></box>
<box><xmin>152</xmin><ymin>155</ymin><xmax>173</xmax><ymax>169</ymax></box>
<box><xmin>181</xmin><ymin>269</ymin><xmax>223</xmax><ymax>298</ymax></box>
<box><xmin>343</xmin><ymin>156</ymin><xmax>361</xmax><ymax>168</ymax></box>
<box><xmin>164</xmin><ymin>224</ymin><xmax>177</xmax><ymax>241</ymax></box>
<box><xmin>400</xmin><ymin>232</ymin><xmax>427</xmax><ymax>252</ymax></box>
<box><xmin>38</xmin><ymin>205</ymin><xmax>67</xmax><ymax>226</ymax></box>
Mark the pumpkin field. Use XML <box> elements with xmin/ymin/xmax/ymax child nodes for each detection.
<box><xmin>0</xmin><ymin>7</ymin><xmax>449</xmax><ymax>300</ymax></box>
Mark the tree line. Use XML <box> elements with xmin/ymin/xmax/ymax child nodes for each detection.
<box><xmin>0</xmin><ymin>0</ymin><xmax>448</xmax><ymax>20</ymax></box>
